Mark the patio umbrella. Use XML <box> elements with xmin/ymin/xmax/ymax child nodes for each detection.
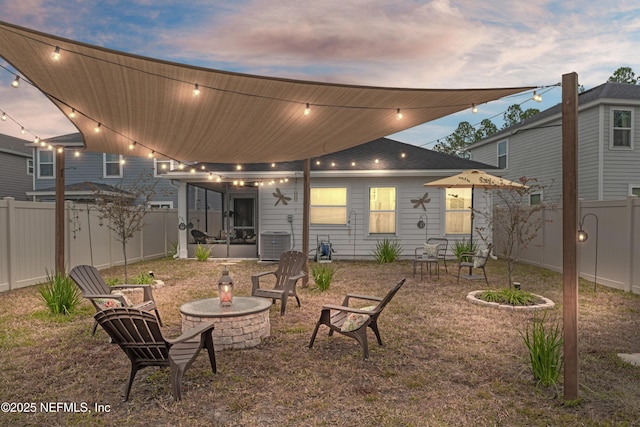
<box><xmin>423</xmin><ymin>169</ymin><xmax>527</xmax><ymax>252</ymax></box>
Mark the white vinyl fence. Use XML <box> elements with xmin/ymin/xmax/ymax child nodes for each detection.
<box><xmin>0</xmin><ymin>197</ymin><xmax>178</xmax><ymax>292</ymax></box>
<box><xmin>494</xmin><ymin>196</ymin><xmax>640</xmax><ymax>295</ymax></box>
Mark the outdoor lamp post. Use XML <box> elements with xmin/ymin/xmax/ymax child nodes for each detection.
<box><xmin>577</xmin><ymin>212</ymin><xmax>599</xmax><ymax>291</ymax></box>
<box><xmin>218</xmin><ymin>266</ymin><xmax>234</xmax><ymax>306</ymax></box>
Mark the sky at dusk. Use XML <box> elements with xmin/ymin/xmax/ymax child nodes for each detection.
<box><xmin>1</xmin><ymin>0</ymin><xmax>640</xmax><ymax>150</ymax></box>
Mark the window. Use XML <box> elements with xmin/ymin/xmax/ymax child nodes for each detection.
<box><xmin>27</xmin><ymin>158</ymin><xmax>33</xmax><ymax>175</ymax></box>
<box><xmin>529</xmin><ymin>192</ymin><xmax>543</xmax><ymax>205</ymax></box>
<box><xmin>445</xmin><ymin>188</ymin><xmax>471</xmax><ymax>235</ymax></box>
<box><xmin>611</xmin><ymin>108</ymin><xmax>633</xmax><ymax>148</ymax></box>
<box><xmin>149</xmin><ymin>201</ymin><xmax>173</xmax><ymax>209</ymax></box>
<box><xmin>629</xmin><ymin>185</ymin><xmax>640</xmax><ymax>197</ymax></box>
<box><xmin>37</xmin><ymin>149</ymin><xmax>54</xmax><ymax>178</ymax></box>
<box><xmin>154</xmin><ymin>159</ymin><xmax>174</xmax><ymax>176</ymax></box>
<box><xmin>103</xmin><ymin>153</ymin><xmax>123</xmax><ymax>177</ymax></box>
<box><xmin>369</xmin><ymin>187</ymin><xmax>396</xmax><ymax>234</ymax></box>
<box><xmin>310</xmin><ymin>187</ymin><xmax>347</xmax><ymax>225</ymax></box>
<box><xmin>497</xmin><ymin>140</ymin><xmax>507</xmax><ymax>168</ymax></box>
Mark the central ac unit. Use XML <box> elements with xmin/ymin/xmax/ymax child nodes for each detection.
<box><xmin>260</xmin><ymin>231</ymin><xmax>291</xmax><ymax>261</ymax></box>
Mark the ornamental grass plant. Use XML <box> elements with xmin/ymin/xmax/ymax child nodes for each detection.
<box><xmin>38</xmin><ymin>271</ymin><xmax>82</xmax><ymax>315</ymax></box>
<box><xmin>520</xmin><ymin>311</ymin><xmax>563</xmax><ymax>388</ymax></box>
<box><xmin>372</xmin><ymin>238</ymin><xmax>403</xmax><ymax>263</ymax></box>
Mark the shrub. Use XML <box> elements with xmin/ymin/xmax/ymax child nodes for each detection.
<box><xmin>194</xmin><ymin>244</ymin><xmax>211</xmax><ymax>262</ymax></box>
<box><xmin>130</xmin><ymin>272</ymin><xmax>154</xmax><ymax>285</ymax></box>
<box><xmin>311</xmin><ymin>263</ymin><xmax>335</xmax><ymax>291</ymax></box>
<box><xmin>453</xmin><ymin>239</ymin><xmax>478</xmax><ymax>262</ymax></box>
<box><xmin>477</xmin><ymin>288</ymin><xmax>537</xmax><ymax>306</ymax></box>
<box><xmin>169</xmin><ymin>240</ymin><xmax>179</xmax><ymax>257</ymax></box>
<box><xmin>372</xmin><ymin>239</ymin><xmax>403</xmax><ymax>263</ymax></box>
<box><xmin>520</xmin><ymin>311</ymin><xmax>563</xmax><ymax>388</ymax></box>
<box><xmin>38</xmin><ymin>271</ymin><xmax>82</xmax><ymax>315</ymax></box>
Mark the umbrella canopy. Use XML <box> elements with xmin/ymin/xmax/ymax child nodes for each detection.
<box><xmin>0</xmin><ymin>21</ymin><xmax>535</xmax><ymax>164</ymax></box>
<box><xmin>424</xmin><ymin>170</ymin><xmax>527</xmax><ymax>249</ymax></box>
<box><xmin>424</xmin><ymin>169</ymin><xmax>527</xmax><ymax>190</ymax></box>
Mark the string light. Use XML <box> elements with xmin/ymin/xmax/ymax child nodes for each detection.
<box><xmin>351</xmin><ymin>161</ymin><xmax>356</xmax><ymax>166</ymax></box>
<box><xmin>74</xmin><ymin>150</ymin><xmax>80</xmax><ymax>157</ymax></box>
<box><xmin>148</xmin><ymin>150</ymin><xmax>155</xmax><ymax>158</ymax></box>
<box><xmin>56</xmin><ymin>147</ymin><xmax>63</xmax><ymax>153</ymax></box>
<box><xmin>401</xmin><ymin>151</ymin><xmax>406</xmax><ymax>158</ymax></box>
<box><xmin>315</xmin><ymin>160</ymin><xmax>320</xmax><ymax>165</ymax></box>
<box><xmin>1</xmin><ymin>112</ymin><xmax>6</xmax><ymax>121</ymax></box>
<box><xmin>271</xmin><ymin>163</ymin><xmax>276</xmax><ymax>168</ymax></box>
<box><xmin>304</xmin><ymin>103</ymin><xmax>311</xmax><ymax>116</ymax></box>
<box><xmin>94</xmin><ymin>123</ymin><xmax>101</xmax><ymax>133</ymax></box>
<box><xmin>375</xmin><ymin>158</ymin><xmax>379</xmax><ymax>164</ymax></box>
<box><xmin>236</xmin><ymin>165</ymin><xmax>242</xmax><ymax>170</ymax></box>
<box><xmin>128</xmin><ymin>141</ymin><xmax>135</xmax><ymax>150</ymax></box>
<box><xmin>120</xmin><ymin>158</ymin><xmax>126</xmax><ymax>165</ymax></box>
<box><xmin>471</xmin><ymin>104</ymin><xmax>478</xmax><ymax>114</ymax></box>
<box><xmin>51</xmin><ymin>46</ymin><xmax>61</xmax><ymax>61</ymax></box>
<box><xmin>193</xmin><ymin>83</ymin><xmax>200</xmax><ymax>96</ymax></box>
<box><xmin>21</xmin><ymin>127</ymin><xmax>25</xmax><ymax>134</ymax></box>
<box><xmin>11</xmin><ymin>76</ymin><xmax>19</xmax><ymax>88</ymax></box>
<box><xmin>69</xmin><ymin>109</ymin><xmax>76</xmax><ymax>118</ymax></box>
<box><xmin>396</xmin><ymin>108</ymin><xmax>403</xmax><ymax>120</ymax></box>
<box><xmin>532</xmin><ymin>91</ymin><xmax>542</xmax><ymax>102</ymax></box>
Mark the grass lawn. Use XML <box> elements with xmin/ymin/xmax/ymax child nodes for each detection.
<box><xmin>1</xmin><ymin>257</ymin><xmax>639</xmax><ymax>426</ymax></box>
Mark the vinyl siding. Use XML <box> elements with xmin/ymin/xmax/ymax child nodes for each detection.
<box><xmin>257</xmin><ymin>175</ymin><xmax>488</xmax><ymax>259</ymax></box>
<box><xmin>602</xmin><ymin>105</ymin><xmax>640</xmax><ymax>199</ymax></box>
<box><xmin>0</xmin><ymin>151</ymin><xmax>31</xmax><ymax>200</ymax></box>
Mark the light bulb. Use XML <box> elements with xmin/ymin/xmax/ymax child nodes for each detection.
<box><xmin>128</xmin><ymin>142</ymin><xmax>135</xmax><ymax>150</ymax></box>
<box><xmin>11</xmin><ymin>76</ymin><xmax>19</xmax><ymax>88</ymax></box>
<box><xmin>74</xmin><ymin>150</ymin><xmax>80</xmax><ymax>157</ymax></box>
<box><xmin>375</xmin><ymin>158</ymin><xmax>379</xmax><ymax>164</ymax></box>
<box><xmin>533</xmin><ymin>91</ymin><xmax>542</xmax><ymax>102</ymax></box>
<box><xmin>396</xmin><ymin>108</ymin><xmax>403</xmax><ymax>120</ymax></box>
<box><xmin>120</xmin><ymin>159</ymin><xmax>126</xmax><ymax>165</ymax></box>
<box><xmin>57</xmin><ymin>147</ymin><xmax>63</xmax><ymax>153</ymax></box>
<box><xmin>471</xmin><ymin>104</ymin><xmax>478</xmax><ymax>114</ymax></box>
<box><xmin>1</xmin><ymin>112</ymin><xmax>6</xmax><ymax>121</ymax></box>
<box><xmin>304</xmin><ymin>103</ymin><xmax>311</xmax><ymax>116</ymax></box>
<box><xmin>94</xmin><ymin>123</ymin><xmax>101</xmax><ymax>133</ymax></box>
<box><xmin>216</xmin><ymin>176</ymin><xmax>221</xmax><ymax>182</ymax></box>
<box><xmin>21</xmin><ymin>127</ymin><xmax>25</xmax><ymax>134</ymax></box>
<box><xmin>401</xmin><ymin>151</ymin><xmax>406</xmax><ymax>158</ymax></box>
<box><xmin>236</xmin><ymin>165</ymin><xmax>242</xmax><ymax>170</ymax></box>
<box><xmin>208</xmin><ymin>173</ymin><xmax>213</xmax><ymax>180</ymax></box>
<box><xmin>190</xmin><ymin>168</ymin><xmax>196</xmax><ymax>174</ymax></box>
<box><xmin>351</xmin><ymin>161</ymin><xmax>356</xmax><ymax>166</ymax></box>
<box><xmin>193</xmin><ymin>83</ymin><xmax>200</xmax><ymax>96</ymax></box>
<box><xmin>69</xmin><ymin>109</ymin><xmax>76</xmax><ymax>118</ymax></box>
<box><xmin>316</xmin><ymin>160</ymin><xmax>320</xmax><ymax>165</ymax></box>
<box><xmin>240</xmin><ymin>180</ymin><xmax>244</xmax><ymax>186</ymax></box>
<box><xmin>51</xmin><ymin>46</ymin><xmax>61</xmax><ymax>61</ymax></box>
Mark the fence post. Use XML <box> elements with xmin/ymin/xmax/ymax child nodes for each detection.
<box><xmin>4</xmin><ymin>197</ymin><xmax>16</xmax><ymax>291</ymax></box>
<box><xmin>627</xmin><ymin>196</ymin><xmax>635</xmax><ymax>293</ymax></box>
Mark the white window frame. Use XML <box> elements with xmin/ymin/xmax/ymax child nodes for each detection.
<box><xmin>610</xmin><ymin>108</ymin><xmax>634</xmax><ymax>149</ymax></box>
<box><xmin>368</xmin><ymin>186</ymin><xmax>397</xmax><ymax>235</ymax></box>
<box><xmin>497</xmin><ymin>140</ymin><xmax>508</xmax><ymax>168</ymax></box>
<box><xmin>154</xmin><ymin>159</ymin><xmax>175</xmax><ymax>177</ymax></box>
<box><xmin>310</xmin><ymin>187</ymin><xmax>348</xmax><ymax>226</ymax></box>
<box><xmin>26</xmin><ymin>158</ymin><xmax>34</xmax><ymax>175</ymax></box>
<box><xmin>628</xmin><ymin>184</ymin><xmax>640</xmax><ymax>197</ymax></box>
<box><xmin>103</xmin><ymin>153</ymin><xmax>123</xmax><ymax>178</ymax></box>
<box><xmin>529</xmin><ymin>191</ymin><xmax>543</xmax><ymax>206</ymax></box>
<box><xmin>444</xmin><ymin>188</ymin><xmax>471</xmax><ymax>235</ymax></box>
<box><xmin>149</xmin><ymin>201</ymin><xmax>173</xmax><ymax>209</ymax></box>
<box><xmin>37</xmin><ymin>149</ymin><xmax>54</xmax><ymax>179</ymax></box>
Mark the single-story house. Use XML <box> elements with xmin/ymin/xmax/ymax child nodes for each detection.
<box><xmin>165</xmin><ymin>137</ymin><xmax>502</xmax><ymax>260</ymax></box>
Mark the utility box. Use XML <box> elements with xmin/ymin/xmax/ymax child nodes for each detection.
<box><xmin>259</xmin><ymin>231</ymin><xmax>291</xmax><ymax>261</ymax></box>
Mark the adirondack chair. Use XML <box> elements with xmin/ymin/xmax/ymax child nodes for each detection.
<box><xmin>251</xmin><ymin>250</ymin><xmax>307</xmax><ymax>315</ymax></box>
<box><xmin>308</xmin><ymin>278</ymin><xmax>406</xmax><ymax>360</ymax></box>
<box><xmin>69</xmin><ymin>264</ymin><xmax>162</xmax><ymax>335</ymax></box>
<box><xmin>94</xmin><ymin>307</ymin><xmax>216</xmax><ymax>401</ymax></box>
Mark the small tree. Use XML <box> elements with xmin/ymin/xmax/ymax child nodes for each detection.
<box><xmin>91</xmin><ymin>173</ymin><xmax>157</xmax><ymax>282</ymax></box>
<box><xmin>475</xmin><ymin>177</ymin><xmax>553</xmax><ymax>287</ymax></box>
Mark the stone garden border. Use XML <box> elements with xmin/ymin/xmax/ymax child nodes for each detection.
<box><xmin>466</xmin><ymin>290</ymin><xmax>555</xmax><ymax>312</ymax></box>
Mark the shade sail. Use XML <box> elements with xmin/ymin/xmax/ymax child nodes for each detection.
<box><xmin>0</xmin><ymin>21</ymin><xmax>534</xmax><ymax>164</ymax></box>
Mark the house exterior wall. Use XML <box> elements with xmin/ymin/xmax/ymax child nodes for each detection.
<box><xmin>470</xmin><ymin>100</ymin><xmax>640</xmax><ymax>202</ymax></box>
<box><xmin>32</xmin><ymin>149</ymin><xmax>179</xmax><ymax>205</ymax></box>
<box><xmin>0</xmin><ymin>150</ymin><xmax>31</xmax><ymax>200</ymax></box>
<box><xmin>257</xmin><ymin>175</ymin><xmax>490</xmax><ymax>260</ymax></box>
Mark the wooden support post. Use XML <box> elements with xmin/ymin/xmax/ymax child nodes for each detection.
<box><xmin>302</xmin><ymin>158</ymin><xmax>310</xmax><ymax>287</ymax></box>
<box><xmin>562</xmin><ymin>72</ymin><xmax>579</xmax><ymax>401</ymax></box>
<box><xmin>55</xmin><ymin>146</ymin><xmax>65</xmax><ymax>275</ymax></box>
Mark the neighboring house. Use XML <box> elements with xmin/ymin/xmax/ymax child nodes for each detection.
<box><xmin>468</xmin><ymin>82</ymin><xmax>640</xmax><ymax>203</ymax></box>
<box><xmin>27</xmin><ymin>132</ymin><xmax>178</xmax><ymax>207</ymax></box>
<box><xmin>0</xmin><ymin>133</ymin><xmax>32</xmax><ymax>201</ymax></box>
<box><xmin>163</xmin><ymin>137</ymin><xmax>502</xmax><ymax>260</ymax></box>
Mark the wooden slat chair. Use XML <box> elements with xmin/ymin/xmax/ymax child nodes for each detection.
<box><xmin>94</xmin><ymin>307</ymin><xmax>216</xmax><ymax>401</ymax></box>
<box><xmin>308</xmin><ymin>278</ymin><xmax>406</xmax><ymax>360</ymax></box>
<box><xmin>251</xmin><ymin>250</ymin><xmax>307</xmax><ymax>315</ymax></box>
<box><xmin>70</xmin><ymin>264</ymin><xmax>162</xmax><ymax>335</ymax></box>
